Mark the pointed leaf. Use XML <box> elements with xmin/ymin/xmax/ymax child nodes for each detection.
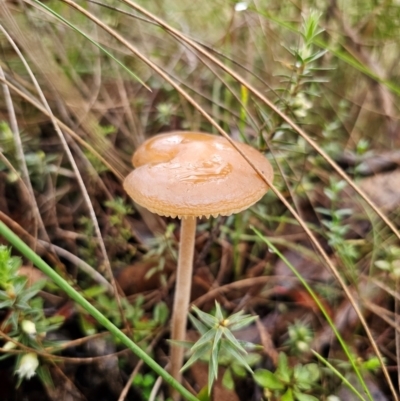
<box><xmin>191</xmin><ymin>305</ymin><xmax>218</xmax><ymax>328</ymax></box>
<box><xmin>222</xmin><ymin>368</ymin><xmax>234</xmax><ymax>390</ymax></box>
<box><xmin>211</xmin><ymin>341</ymin><xmax>219</xmax><ymax>380</ymax></box>
<box><xmin>294</xmin><ymin>392</ymin><xmax>319</xmax><ymax>401</ymax></box>
<box><xmin>254</xmin><ymin>369</ymin><xmax>285</xmax><ymax>390</ymax></box>
<box><xmin>208</xmin><ymin>356</ymin><xmax>217</xmax><ymax>394</ymax></box>
<box><xmin>214</xmin><ymin>301</ymin><xmax>224</xmax><ymax>321</ymax></box>
<box><xmin>282</xmin><ymin>388</ymin><xmax>295</xmax><ymax>401</ymax></box>
<box><xmin>229</xmin><ymin>315</ymin><xmax>257</xmax><ymax>331</ymax></box>
<box><xmin>276</xmin><ymin>353</ymin><xmax>291</xmax><ymax>382</ymax></box>
<box><xmin>181</xmin><ymin>342</ymin><xmax>210</xmax><ymax>372</ymax></box>
<box><xmin>221</xmin><ymin>341</ymin><xmax>252</xmax><ymax>374</ymax></box>
<box><xmin>221</xmin><ymin>328</ymin><xmax>247</xmax><ymax>354</ymax></box>
<box><xmin>192</xmin><ymin>328</ymin><xmax>217</xmax><ymax>351</ymax></box>
<box><xmin>212</xmin><ymin>329</ymin><xmax>223</xmax><ymax>351</ymax></box>
<box><xmin>188</xmin><ymin>312</ymin><xmax>209</xmax><ymax>335</ymax></box>
<box><xmin>222</xmin><ymin>309</ymin><xmax>245</xmax><ymax>325</ymax></box>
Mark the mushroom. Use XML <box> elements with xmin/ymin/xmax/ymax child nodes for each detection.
<box><xmin>123</xmin><ymin>132</ymin><xmax>273</xmax><ymax>392</ymax></box>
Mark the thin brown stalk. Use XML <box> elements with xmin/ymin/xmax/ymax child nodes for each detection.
<box><xmin>0</xmin><ymin>20</ymin><xmax>131</xmax><ymax>337</ymax></box>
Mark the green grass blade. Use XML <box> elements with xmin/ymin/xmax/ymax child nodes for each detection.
<box><xmin>0</xmin><ymin>221</ymin><xmax>198</xmax><ymax>401</ymax></box>
<box><xmin>311</xmin><ymin>350</ymin><xmax>366</xmax><ymax>401</ymax></box>
<box><xmin>250</xmin><ymin>7</ymin><xmax>400</xmax><ymax>96</ymax></box>
<box><xmin>33</xmin><ymin>0</ymin><xmax>150</xmax><ymax>91</ymax></box>
<box><xmin>252</xmin><ymin>227</ymin><xmax>371</xmax><ymax>401</ymax></box>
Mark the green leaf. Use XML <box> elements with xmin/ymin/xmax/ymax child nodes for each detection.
<box><xmin>223</xmin><ymin>309</ymin><xmax>244</xmax><ymax>323</ymax></box>
<box><xmin>305</xmin><ymin>364</ymin><xmax>320</xmax><ymax>383</ymax></box>
<box><xmin>82</xmin><ymin>285</ymin><xmax>106</xmax><ymax>298</ymax></box>
<box><xmin>222</xmin><ymin>368</ymin><xmax>234</xmax><ymax>390</ymax></box>
<box><xmin>181</xmin><ymin>342</ymin><xmax>210</xmax><ymax>372</ymax></box>
<box><xmin>294</xmin><ymin>363</ymin><xmax>320</xmax><ymax>389</ymax></box>
<box><xmin>228</xmin><ymin>315</ymin><xmax>258</xmax><ymax>331</ymax></box>
<box><xmin>231</xmin><ymin>363</ymin><xmax>246</xmax><ymax>377</ymax></box>
<box><xmin>192</xmin><ymin>328</ymin><xmax>217</xmax><ymax>351</ymax></box>
<box><xmin>254</xmin><ymin>369</ymin><xmax>285</xmax><ymax>390</ymax></box>
<box><xmin>197</xmin><ymin>385</ymin><xmax>211</xmax><ymax>401</ymax></box>
<box><xmin>221</xmin><ymin>341</ymin><xmax>252</xmax><ymax>374</ymax></box>
<box><xmin>0</xmin><ymin>299</ymin><xmax>13</xmax><ymax>309</ymax></box>
<box><xmin>191</xmin><ymin>305</ymin><xmax>218</xmax><ymax>328</ymax></box>
<box><xmin>294</xmin><ymin>392</ymin><xmax>319</xmax><ymax>401</ymax></box>
<box><xmin>276</xmin><ymin>353</ymin><xmax>291</xmax><ymax>382</ymax></box>
<box><xmin>214</xmin><ymin>301</ymin><xmax>224</xmax><ymax>321</ymax></box>
<box><xmin>153</xmin><ymin>301</ymin><xmax>169</xmax><ymax>325</ymax></box>
<box><xmin>243</xmin><ymin>353</ymin><xmax>262</xmax><ymax>366</ymax></box>
<box><xmin>221</xmin><ymin>328</ymin><xmax>247</xmax><ymax>354</ymax></box>
<box><xmin>188</xmin><ymin>312</ymin><xmax>209</xmax><ymax>335</ymax></box>
<box><xmin>211</xmin><ymin>339</ymin><xmax>220</xmax><ymax>380</ymax></box>
<box><xmin>304</xmin><ymin>49</ymin><xmax>328</xmax><ymax>64</ymax></box>
<box><xmin>208</xmin><ymin>356</ymin><xmax>216</xmax><ymax>394</ymax></box>
<box><xmin>294</xmin><ymin>365</ymin><xmax>312</xmax><ymax>390</ymax></box>
<box><xmin>19</xmin><ymin>279</ymin><xmax>46</xmax><ymax>302</ymax></box>
<box><xmin>282</xmin><ymin>388</ymin><xmax>295</xmax><ymax>401</ymax></box>
<box><xmin>212</xmin><ymin>329</ymin><xmax>223</xmax><ymax>351</ymax></box>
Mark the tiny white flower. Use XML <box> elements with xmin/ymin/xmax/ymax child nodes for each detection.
<box><xmin>21</xmin><ymin>320</ymin><xmax>36</xmax><ymax>336</ymax></box>
<box><xmin>292</xmin><ymin>93</ymin><xmax>313</xmax><ymax>118</ymax></box>
<box><xmin>296</xmin><ymin>340</ymin><xmax>310</xmax><ymax>352</ymax></box>
<box><xmin>2</xmin><ymin>340</ymin><xmax>17</xmax><ymax>350</ymax></box>
<box><xmin>235</xmin><ymin>2</ymin><xmax>248</xmax><ymax>11</ymax></box>
<box><xmin>16</xmin><ymin>352</ymin><xmax>39</xmax><ymax>380</ymax></box>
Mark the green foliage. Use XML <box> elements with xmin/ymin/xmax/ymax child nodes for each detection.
<box><xmin>286</xmin><ymin>321</ymin><xmax>314</xmax><ymax>355</ymax></box>
<box><xmin>316</xmin><ymin>178</ymin><xmax>359</xmax><ymax>268</ymax></box>
<box><xmin>144</xmin><ymin>223</ymin><xmax>177</xmax><ymax>285</ymax></box>
<box><xmin>182</xmin><ymin>302</ymin><xmax>258</xmax><ymax>394</ymax></box>
<box><xmin>375</xmin><ymin>246</ymin><xmax>400</xmax><ymax>278</ymax></box>
<box><xmin>79</xmin><ymin>288</ymin><xmax>169</xmax><ymax>345</ymax></box>
<box><xmin>0</xmin><ymin>121</ymin><xmax>58</xmax><ymax>189</ymax></box>
<box><xmin>0</xmin><ymin>223</ymin><xmax>198</xmax><ymax>401</ymax></box>
<box><xmin>221</xmin><ymin>352</ymin><xmax>261</xmax><ymax>390</ymax></box>
<box><xmin>132</xmin><ymin>372</ymin><xmax>156</xmax><ymax>400</ymax></box>
<box><xmin>335</xmin><ymin>353</ymin><xmax>384</xmax><ymax>376</ymax></box>
<box><xmin>279</xmin><ymin>9</ymin><xmax>327</xmax><ymax>118</ymax></box>
<box><xmin>254</xmin><ymin>353</ymin><xmax>320</xmax><ymax>401</ymax></box>
<box><xmin>104</xmin><ymin>197</ymin><xmax>135</xmax><ymax>252</ymax></box>
<box><xmin>0</xmin><ymin>246</ymin><xmax>63</xmax><ymax>386</ymax></box>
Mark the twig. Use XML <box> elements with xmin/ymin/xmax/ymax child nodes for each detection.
<box><xmin>0</xmin><ymin>17</ymin><xmax>131</xmax><ymax>338</ymax></box>
<box><xmin>38</xmin><ymin>240</ymin><xmax>114</xmax><ymax>294</ymax></box>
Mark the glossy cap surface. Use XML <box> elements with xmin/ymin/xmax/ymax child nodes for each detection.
<box><xmin>123</xmin><ymin>132</ymin><xmax>273</xmax><ymax>218</ymax></box>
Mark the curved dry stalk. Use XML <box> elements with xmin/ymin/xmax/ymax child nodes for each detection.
<box><xmin>0</xmin><ymin>74</ymin><xmax>124</xmax><ymax>180</ymax></box>
<box><xmin>2</xmin><ymin>3</ymin><xmax>129</xmax><ymax>178</ymax></box>
<box><xmin>170</xmin><ymin>217</ymin><xmax>196</xmax><ymax>396</ymax></box>
<box><xmin>0</xmin><ymin>21</ymin><xmax>131</xmax><ymax>335</ymax></box>
<box><xmin>31</xmin><ymin>2</ymin><xmax>398</xmax><ymax>398</ymax></box>
<box><xmin>38</xmin><ymin>241</ymin><xmax>114</xmax><ymax>293</ymax></box>
<box><xmin>0</xmin><ymin>64</ymin><xmax>45</xmax><ymax>243</ymax></box>
<box><xmin>121</xmin><ymin>0</ymin><xmax>400</xmax><ymax>244</ymax></box>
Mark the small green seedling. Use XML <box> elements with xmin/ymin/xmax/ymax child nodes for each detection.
<box><xmin>182</xmin><ymin>302</ymin><xmax>258</xmax><ymax>394</ymax></box>
<box><xmin>254</xmin><ymin>352</ymin><xmax>320</xmax><ymax>401</ymax></box>
<box><xmin>0</xmin><ymin>246</ymin><xmax>63</xmax><ymax>386</ymax></box>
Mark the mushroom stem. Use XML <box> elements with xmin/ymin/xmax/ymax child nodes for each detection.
<box><xmin>170</xmin><ymin>216</ymin><xmax>196</xmax><ymax>395</ymax></box>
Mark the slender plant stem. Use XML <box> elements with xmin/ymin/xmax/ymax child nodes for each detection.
<box><xmin>170</xmin><ymin>217</ymin><xmax>196</xmax><ymax>399</ymax></box>
<box><xmin>0</xmin><ymin>221</ymin><xmax>199</xmax><ymax>401</ymax></box>
<box><xmin>253</xmin><ymin>228</ymin><xmax>371</xmax><ymax>401</ymax></box>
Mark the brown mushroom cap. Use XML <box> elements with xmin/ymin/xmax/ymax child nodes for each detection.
<box><xmin>123</xmin><ymin>132</ymin><xmax>273</xmax><ymax>218</ymax></box>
